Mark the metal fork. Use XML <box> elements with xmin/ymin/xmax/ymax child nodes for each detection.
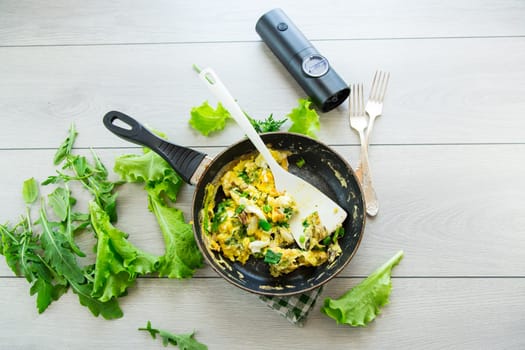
<box><xmin>365</xmin><ymin>70</ymin><xmax>390</xmax><ymax>142</ymax></box>
<box><xmin>349</xmin><ymin>83</ymin><xmax>378</xmax><ymax>216</ymax></box>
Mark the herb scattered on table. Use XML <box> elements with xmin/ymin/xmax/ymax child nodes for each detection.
<box><xmin>321</xmin><ymin>250</ymin><xmax>404</xmax><ymax>326</ymax></box>
<box><xmin>0</xmin><ymin>124</ymin><xmax>203</xmax><ymax>319</ymax></box>
<box><xmin>139</xmin><ymin>321</ymin><xmax>208</xmax><ymax>350</ymax></box>
<box><xmin>189</xmin><ymin>67</ymin><xmax>321</xmax><ymax>137</ymax></box>
<box><xmin>189</xmin><ymin>97</ymin><xmax>321</xmax><ymax>137</ymax></box>
<box><xmin>248</xmin><ymin>113</ymin><xmax>286</xmax><ymax>133</ymax></box>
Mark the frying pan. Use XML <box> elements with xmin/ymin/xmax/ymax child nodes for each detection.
<box><xmin>103</xmin><ymin>111</ymin><xmax>365</xmax><ymax>296</ymax></box>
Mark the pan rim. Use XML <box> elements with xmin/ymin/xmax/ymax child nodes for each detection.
<box><xmin>191</xmin><ymin>131</ymin><xmax>366</xmax><ymax>296</ymax></box>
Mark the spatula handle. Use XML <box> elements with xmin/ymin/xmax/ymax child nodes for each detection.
<box><xmin>198</xmin><ymin>68</ymin><xmax>281</xmax><ymax>172</ymax></box>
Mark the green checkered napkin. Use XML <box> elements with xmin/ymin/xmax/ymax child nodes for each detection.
<box><xmin>259</xmin><ymin>286</ymin><xmax>324</xmax><ymax>327</ymax></box>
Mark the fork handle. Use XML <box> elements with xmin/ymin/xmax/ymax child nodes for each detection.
<box><xmin>356</xmin><ymin>130</ymin><xmax>379</xmax><ymax>216</ymax></box>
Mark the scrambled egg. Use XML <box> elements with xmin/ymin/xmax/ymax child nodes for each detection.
<box><xmin>201</xmin><ymin>150</ymin><xmax>342</xmax><ymax>277</ymax></box>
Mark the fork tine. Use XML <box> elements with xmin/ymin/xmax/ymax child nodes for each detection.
<box><xmin>359</xmin><ymin>84</ymin><xmax>364</xmax><ymax>113</ymax></box>
<box><xmin>350</xmin><ymin>83</ymin><xmax>358</xmax><ymax>115</ymax></box>
<box><xmin>369</xmin><ymin>71</ymin><xmax>379</xmax><ymax>101</ymax></box>
<box><xmin>350</xmin><ymin>84</ymin><xmax>364</xmax><ymax>114</ymax></box>
<box><xmin>378</xmin><ymin>71</ymin><xmax>390</xmax><ymax>102</ymax></box>
<box><xmin>349</xmin><ymin>85</ymin><xmax>352</xmax><ymax>115</ymax></box>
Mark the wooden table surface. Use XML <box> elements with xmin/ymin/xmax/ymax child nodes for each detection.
<box><xmin>1</xmin><ymin>1</ymin><xmax>524</xmax><ymax>349</ymax></box>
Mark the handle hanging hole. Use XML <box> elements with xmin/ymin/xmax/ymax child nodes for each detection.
<box><xmin>204</xmin><ymin>72</ymin><xmax>216</xmax><ymax>84</ymax></box>
<box><xmin>112</xmin><ymin>117</ymin><xmax>133</xmax><ymax>131</ymax></box>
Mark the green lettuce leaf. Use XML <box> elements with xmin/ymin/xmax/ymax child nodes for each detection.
<box><xmin>139</xmin><ymin>320</ymin><xmax>208</xmax><ymax>350</ymax></box>
<box><xmin>114</xmin><ymin>145</ymin><xmax>203</xmax><ymax>279</ymax></box>
<box><xmin>149</xmin><ymin>197</ymin><xmax>203</xmax><ymax>279</ymax></box>
<box><xmin>321</xmin><ymin>250</ymin><xmax>404</xmax><ymax>326</ymax></box>
<box><xmin>114</xmin><ymin>151</ymin><xmax>183</xmax><ymax>202</ymax></box>
<box><xmin>39</xmin><ymin>205</ymin><xmax>123</xmax><ymax>319</ymax></box>
<box><xmin>189</xmin><ymin>101</ymin><xmax>231</xmax><ymax>136</ymax></box>
<box><xmin>287</xmin><ymin>98</ymin><xmax>321</xmax><ymax>138</ymax></box>
<box><xmin>90</xmin><ymin>201</ymin><xmax>159</xmax><ymax>302</ymax></box>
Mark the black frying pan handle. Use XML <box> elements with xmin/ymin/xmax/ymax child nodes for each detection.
<box><xmin>103</xmin><ymin>110</ymin><xmax>206</xmax><ymax>184</ymax></box>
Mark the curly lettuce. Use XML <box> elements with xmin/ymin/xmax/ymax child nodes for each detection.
<box><xmin>114</xmin><ymin>143</ymin><xmax>203</xmax><ymax>279</ymax></box>
<box><xmin>188</xmin><ymin>98</ymin><xmax>321</xmax><ymax>138</ymax></box>
<box><xmin>189</xmin><ymin>101</ymin><xmax>231</xmax><ymax>136</ymax></box>
<box><xmin>287</xmin><ymin>98</ymin><xmax>320</xmax><ymax>138</ymax></box>
<box><xmin>90</xmin><ymin>201</ymin><xmax>159</xmax><ymax>302</ymax></box>
<box><xmin>321</xmin><ymin>250</ymin><xmax>404</xmax><ymax>326</ymax></box>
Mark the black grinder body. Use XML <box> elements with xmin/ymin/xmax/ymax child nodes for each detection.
<box><xmin>256</xmin><ymin>8</ymin><xmax>350</xmax><ymax>112</ymax></box>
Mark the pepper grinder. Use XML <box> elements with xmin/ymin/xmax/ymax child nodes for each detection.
<box><xmin>256</xmin><ymin>8</ymin><xmax>350</xmax><ymax>112</ymax></box>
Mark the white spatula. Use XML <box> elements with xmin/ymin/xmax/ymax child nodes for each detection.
<box><xmin>198</xmin><ymin>68</ymin><xmax>347</xmax><ymax>249</ymax></box>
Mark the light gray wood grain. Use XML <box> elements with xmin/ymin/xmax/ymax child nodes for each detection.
<box><xmin>1</xmin><ymin>144</ymin><xmax>524</xmax><ymax>277</ymax></box>
<box><xmin>0</xmin><ymin>277</ymin><xmax>523</xmax><ymax>350</ymax></box>
<box><xmin>1</xmin><ymin>0</ymin><xmax>524</xmax><ymax>46</ymax></box>
<box><xmin>1</xmin><ymin>1</ymin><xmax>524</xmax><ymax>349</ymax></box>
<box><xmin>0</xmin><ymin>38</ymin><xmax>524</xmax><ymax>149</ymax></box>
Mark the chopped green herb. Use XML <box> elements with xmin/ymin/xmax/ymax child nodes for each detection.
<box><xmin>333</xmin><ymin>226</ymin><xmax>345</xmax><ymax>243</ymax></box>
<box><xmin>258</xmin><ymin>219</ymin><xmax>272</xmax><ymax>231</ymax></box>
<box><xmin>235</xmin><ymin>204</ymin><xmax>246</xmax><ymax>214</ymax></box>
<box><xmin>249</xmin><ymin>113</ymin><xmax>287</xmax><ymax>133</ymax></box>
<box><xmin>283</xmin><ymin>207</ymin><xmax>294</xmax><ymax>219</ymax></box>
<box><xmin>262</xmin><ymin>204</ymin><xmax>272</xmax><ymax>213</ymax></box>
<box><xmin>211</xmin><ymin>200</ymin><xmax>231</xmax><ymax>232</ymax></box>
<box><xmin>264</xmin><ymin>249</ymin><xmax>282</xmax><ymax>265</ymax></box>
<box><xmin>237</xmin><ymin>170</ymin><xmax>251</xmax><ymax>183</ymax></box>
<box><xmin>322</xmin><ymin>236</ymin><xmax>332</xmax><ymax>246</ymax></box>
<box><xmin>295</xmin><ymin>157</ymin><xmax>306</xmax><ymax>168</ymax></box>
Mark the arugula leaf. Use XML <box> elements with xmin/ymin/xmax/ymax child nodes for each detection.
<box><xmin>47</xmin><ymin>148</ymin><xmax>119</xmax><ymax>223</ymax></box>
<box><xmin>287</xmin><ymin>98</ymin><xmax>321</xmax><ymax>138</ymax></box>
<box><xmin>189</xmin><ymin>101</ymin><xmax>231</xmax><ymax>136</ymax></box>
<box><xmin>39</xmin><ymin>204</ymin><xmax>123</xmax><ymax>319</ymax></box>
<box><xmin>29</xmin><ymin>276</ymin><xmax>68</xmax><ymax>313</ymax></box>
<box><xmin>139</xmin><ymin>320</ymin><xmax>208</xmax><ymax>350</ymax></box>
<box><xmin>22</xmin><ymin>178</ymin><xmax>39</xmax><ymax>204</ymax></box>
<box><xmin>47</xmin><ymin>186</ymin><xmax>85</xmax><ymax>257</ymax></box>
<box><xmin>90</xmin><ymin>201</ymin><xmax>159</xmax><ymax>302</ymax></box>
<box><xmin>54</xmin><ymin>123</ymin><xmax>78</xmax><ymax>165</ymax></box>
<box><xmin>39</xmin><ymin>206</ymin><xmax>86</xmax><ymax>284</ymax></box>
<box><xmin>70</xmin><ymin>279</ymin><xmax>124</xmax><ymax>320</ymax></box>
<box><xmin>321</xmin><ymin>250</ymin><xmax>404</xmax><ymax>326</ymax></box>
<box><xmin>48</xmin><ymin>187</ymin><xmax>70</xmax><ymax>221</ymax></box>
<box><xmin>0</xmin><ymin>221</ymin><xmax>68</xmax><ymax>313</ymax></box>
